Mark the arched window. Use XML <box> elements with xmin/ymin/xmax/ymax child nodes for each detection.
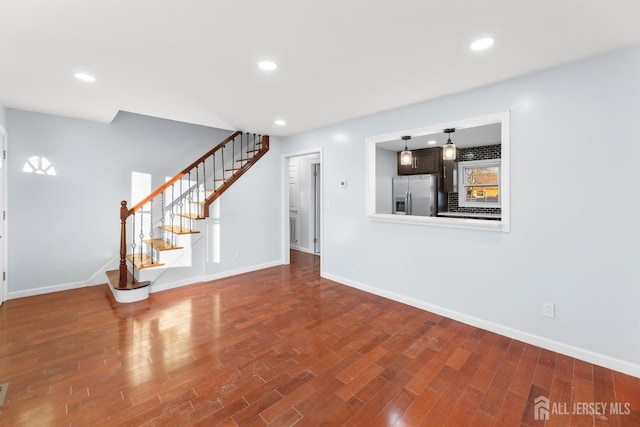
<box><xmin>23</xmin><ymin>156</ymin><xmax>56</xmax><ymax>176</ymax></box>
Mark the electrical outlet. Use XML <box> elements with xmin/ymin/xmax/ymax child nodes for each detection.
<box><xmin>543</xmin><ymin>302</ymin><xmax>555</xmax><ymax>319</ymax></box>
<box><xmin>356</xmin><ymin>260</ymin><xmax>363</xmax><ymax>271</ymax></box>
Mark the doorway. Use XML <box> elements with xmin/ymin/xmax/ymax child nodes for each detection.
<box><xmin>312</xmin><ymin>162</ymin><xmax>321</xmax><ymax>254</ymax></box>
<box><xmin>0</xmin><ymin>126</ymin><xmax>6</xmax><ymax>305</ymax></box>
<box><xmin>282</xmin><ymin>149</ymin><xmax>322</xmax><ymax>270</ymax></box>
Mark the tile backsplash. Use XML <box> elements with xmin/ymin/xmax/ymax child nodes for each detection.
<box><xmin>447</xmin><ymin>144</ymin><xmax>502</xmax><ymax>215</ymax></box>
<box><xmin>458</xmin><ymin>144</ymin><xmax>501</xmax><ymax>162</ymax></box>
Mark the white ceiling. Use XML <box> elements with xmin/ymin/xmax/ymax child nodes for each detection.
<box><xmin>1</xmin><ymin>0</ymin><xmax>640</xmax><ymax>136</ymax></box>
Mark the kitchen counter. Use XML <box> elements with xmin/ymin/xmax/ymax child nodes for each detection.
<box><xmin>437</xmin><ymin>211</ymin><xmax>501</xmax><ymax>220</ymax></box>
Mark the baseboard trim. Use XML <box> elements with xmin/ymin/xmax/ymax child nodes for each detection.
<box><xmin>290</xmin><ymin>246</ymin><xmax>319</xmax><ymax>256</ymax></box>
<box><xmin>291</xmin><ymin>247</ymin><xmax>320</xmax><ymax>256</ymax></box>
<box><xmin>87</xmin><ymin>257</ymin><xmax>119</xmax><ymax>286</ymax></box>
<box><xmin>150</xmin><ymin>260</ymin><xmax>285</xmax><ymax>294</ymax></box>
<box><xmin>107</xmin><ymin>279</ymin><xmax>149</xmax><ymax>303</ymax></box>
<box><xmin>8</xmin><ymin>280</ymin><xmax>90</xmax><ymax>300</ymax></box>
<box><xmin>321</xmin><ymin>272</ymin><xmax>640</xmax><ymax>378</ymax></box>
<box><xmin>150</xmin><ymin>276</ymin><xmax>205</xmax><ymax>294</ymax></box>
<box><xmin>9</xmin><ymin>260</ymin><xmax>285</xmax><ymax>301</ymax></box>
<box><xmin>201</xmin><ymin>260</ymin><xmax>284</xmax><ymax>283</ymax></box>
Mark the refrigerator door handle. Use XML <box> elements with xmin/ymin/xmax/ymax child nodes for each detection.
<box><xmin>407</xmin><ymin>191</ymin><xmax>412</xmax><ymax>215</ymax></box>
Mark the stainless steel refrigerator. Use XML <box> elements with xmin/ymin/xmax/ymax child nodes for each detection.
<box><xmin>392</xmin><ymin>174</ymin><xmax>437</xmax><ymax>216</ymax></box>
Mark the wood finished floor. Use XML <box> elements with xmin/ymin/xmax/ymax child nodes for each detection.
<box><xmin>0</xmin><ymin>251</ymin><xmax>638</xmax><ymax>426</ymax></box>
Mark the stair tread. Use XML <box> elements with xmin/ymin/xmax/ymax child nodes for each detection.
<box><xmin>126</xmin><ymin>253</ymin><xmax>165</xmax><ymax>270</ymax></box>
<box><xmin>225</xmin><ymin>168</ymin><xmax>241</xmax><ymax>172</ymax></box>
<box><xmin>106</xmin><ymin>269</ymin><xmax>150</xmax><ymax>291</ymax></box>
<box><xmin>176</xmin><ymin>212</ymin><xmax>202</xmax><ymax>219</ymax></box>
<box><xmin>159</xmin><ymin>225</ymin><xmax>200</xmax><ymax>234</ymax></box>
<box><xmin>143</xmin><ymin>238</ymin><xmax>183</xmax><ymax>251</ymax></box>
<box><xmin>214</xmin><ymin>178</ymin><xmax>226</xmax><ymax>182</ymax></box>
<box><xmin>235</xmin><ymin>158</ymin><xmax>252</xmax><ymax>162</ymax></box>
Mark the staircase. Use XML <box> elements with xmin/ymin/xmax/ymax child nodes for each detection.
<box><xmin>105</xmin><ymin>131</ymin><xmax>269</xmax><ymax>303</ymax></box>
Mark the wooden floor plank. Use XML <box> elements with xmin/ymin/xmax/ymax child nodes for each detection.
<box><xmin>0</xmin><ymin>250</ymin><xmax>637</xmax><ymax>426</ymax></box>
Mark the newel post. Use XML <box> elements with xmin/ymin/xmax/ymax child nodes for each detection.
<box><xmin>119</xmin><ymin>201</ymin><xmax>128</xmax><ymax>286</ymax></box>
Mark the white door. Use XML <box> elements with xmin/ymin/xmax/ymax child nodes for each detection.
<box><xmin>0</xmin><ymin>128</ymin><xmax>5</xmax><ymax>305</ymax></box>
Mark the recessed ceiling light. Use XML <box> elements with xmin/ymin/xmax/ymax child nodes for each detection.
<box><xmin>427</xmin><ymin>140</ymin><xmax>437</xmax><ymax>145</ymax></box>
<box><xmin>275</xmin><ymin>119</ymin><xmax>286</xmax><ymax>126</ymax></box>
<box><xmin>470</xmin><ymin>38</ymin><xmax>494</xmax><ymax>51</ymax></box>
<box><xmin>74</xmin><ymin>72</ymin><xmax>96</xmax><ymax>82</ymax></box>
<box><xmin>258</xmin><ymin>60</ymin><xmax>278</xmax><ymax>71</ymax></box>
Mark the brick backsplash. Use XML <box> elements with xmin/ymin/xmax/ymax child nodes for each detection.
<box><xmin>447</xmin><ymin>144</ymin><xmax>502</xmax><ymax>215</ymax></box>
<box><xmin>458</xmin><ymin>144</ymin><xmax>501</xmax><ymax>161</ymax></box>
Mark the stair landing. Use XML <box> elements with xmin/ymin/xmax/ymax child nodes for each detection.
<box><xmin>105</xmin><ymin>269</ymin><xmax>150</xmax><ymax>303</ymax></box>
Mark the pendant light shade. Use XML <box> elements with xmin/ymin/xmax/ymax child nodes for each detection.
<box><xmin>400</xmin><ymin>136</ymin><xmax>412</xmax><ymax>165</ymax></box>
<box><xmin>443</xmin><ymin>128</ymin><xmax>456</xmax><ymax>160</ymax></box>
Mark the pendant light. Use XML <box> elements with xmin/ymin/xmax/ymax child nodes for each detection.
<box><xmin>400</xmin><ymin>135</ymin><xmax>412</xmax><ymax>165</ymax></box>
<box><xmin>443</xmin><ymin>128</ymin><xmax>457</xmax><ymax>160</ymax></box>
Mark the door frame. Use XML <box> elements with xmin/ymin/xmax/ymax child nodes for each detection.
<box><xmin>281</xmin><ymin>148</ymin><xmax>323</xmax><ymax>272</ymax></box>
<box><xmin>312</xmin><ymin>161</ymin><xmax>321</xmax><ymax>254</ymax></box>
<box><xmin>0</xmin><ymin>125</ymin><xmax>7</xmax><ymax>304</ymax></box>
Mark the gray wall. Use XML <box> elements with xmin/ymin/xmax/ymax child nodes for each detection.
<box><xmin>6</xmin><ymin>110</ymin><xmax>282</xmax><ymax>294</ymax></box>
<box><xmin>281</xmin><ymin>45</ymin><xmax>640</xmax><ymax>375</ymax></box>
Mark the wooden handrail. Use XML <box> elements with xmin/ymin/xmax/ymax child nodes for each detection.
<box><xmin>127</xmin><ymin>130</ymin><xmax>242</xmax><ymax>216</ymax></box>
<box><xmin>201</xmin><ymin>136</ymin><xmax>269</xmax><ymax>217</ymax></box>
<box><xmin>118</xmin><ymin>130</ymin><xmax>268</xmax><ymax>289</ymax></box>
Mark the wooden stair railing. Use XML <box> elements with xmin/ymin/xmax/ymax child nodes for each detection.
<box><xmin>113</xmin><ymin>131</ymin><xmax>270</xmax><ymax>290</ymax></box>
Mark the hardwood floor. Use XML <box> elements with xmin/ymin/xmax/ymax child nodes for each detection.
<box><xmin>0</xmin><ymin>250</ymin><xmax>638</xmax><ymax>426</ymax></box>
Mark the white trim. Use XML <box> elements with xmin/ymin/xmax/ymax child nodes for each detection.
<box><xmin>87</xmin><ymin>256</ymin><xmax>120</xmax><ymax>285</ymax></box>
<box><xmin>290</xmin><ymin>246</ymin><xmax>318</xmax><ymax>256</ymax></box>
<box><xmin>367</xmin><ymin>213</ymin><xmax>503</xmax><ymax>231</ymax></box>
<box><xmin>9</xmin><ymin>257</ymin><xmax>282</xmax><ymax>299</ymax></box>
<box><xmin>0</xmin><ymin>125</ymin><xmax>7</xmax><ymax>304</ymax></box>
<box><xmin>281</xmin><ymin>148</ymin><xmax>324</xmax><ymax>275</ymax></box>
<box><xmin>201</xmin><ymin>260</ymin><xmax>283</xmax><ymax>283</ymax></box>
<box><xmin>365</xmin><ymin>111</ymin><xmax>510</xmax><ymax>233</ymax></box>
<box><xmin>149</xmin><ymin>260</ymin><xmax>285</xmax><ymax>294</ymax></box>
<box><xmin>107</xmin><ymin>281</ymin><xmax>149</xmax><ymax>303</ymax></box>
<box><xmin>322</xmin><ymin>272</ymin><xmax>640</xmax><ymax>378</ymax></box>
<box><xmin>457</xmin><ymin>158</ymin><xmax>501</xmax><ymax>208</ymax></box>
<box><xmin>8</xmin><ymin>280</ymin><xmax>90</xmax><ymax>300</ymax></box>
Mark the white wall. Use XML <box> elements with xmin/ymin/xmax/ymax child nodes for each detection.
<box><xmin>280</xmin><ymin>45</ymin><xmax>640</xmax><ymax>376</ymax></box>
<box><xmin>0</xmin><ymin>103</ymin><xmax>6</xmax><ymax>129</ymax></box>
<box><xmin>6</xmin><ymin>110</ymin><xmax>282</xmax><ymax>296</ymax></box>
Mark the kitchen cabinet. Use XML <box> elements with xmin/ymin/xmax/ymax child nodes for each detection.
<box><xmin>397</xmin><ymin>147</ymin><xmax>442</xmax><ymax>175</ymax></box>
<box><xmin>442</xmin><ymin>159</ymin><xmax>455</xmax><ymax>193</ymax></box>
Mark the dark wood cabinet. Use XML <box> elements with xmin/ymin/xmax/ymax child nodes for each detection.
<box><xmin>397</xmin><ymin>147</ymin><xmax>442</xmax><ymax>175</ymax></box>
<box><xmin>442</xmin><ymin>159</ymin><xmax>455</xmax><ymax>193</ymax></box>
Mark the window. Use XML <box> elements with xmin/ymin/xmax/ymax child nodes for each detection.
<box><xmin>22</xmin><ymin>156</ymin><xmax>56</xmax><ymax>176</ymax></box>
<box><xmin>458</xmin><ymin>159</ymin><xmax>501</xmax><ymax>207</ymax></box>
<box><xmin>365</xmin><ymin>111</ymin><xmax>510</xmax><ymax>232</ymax></box>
